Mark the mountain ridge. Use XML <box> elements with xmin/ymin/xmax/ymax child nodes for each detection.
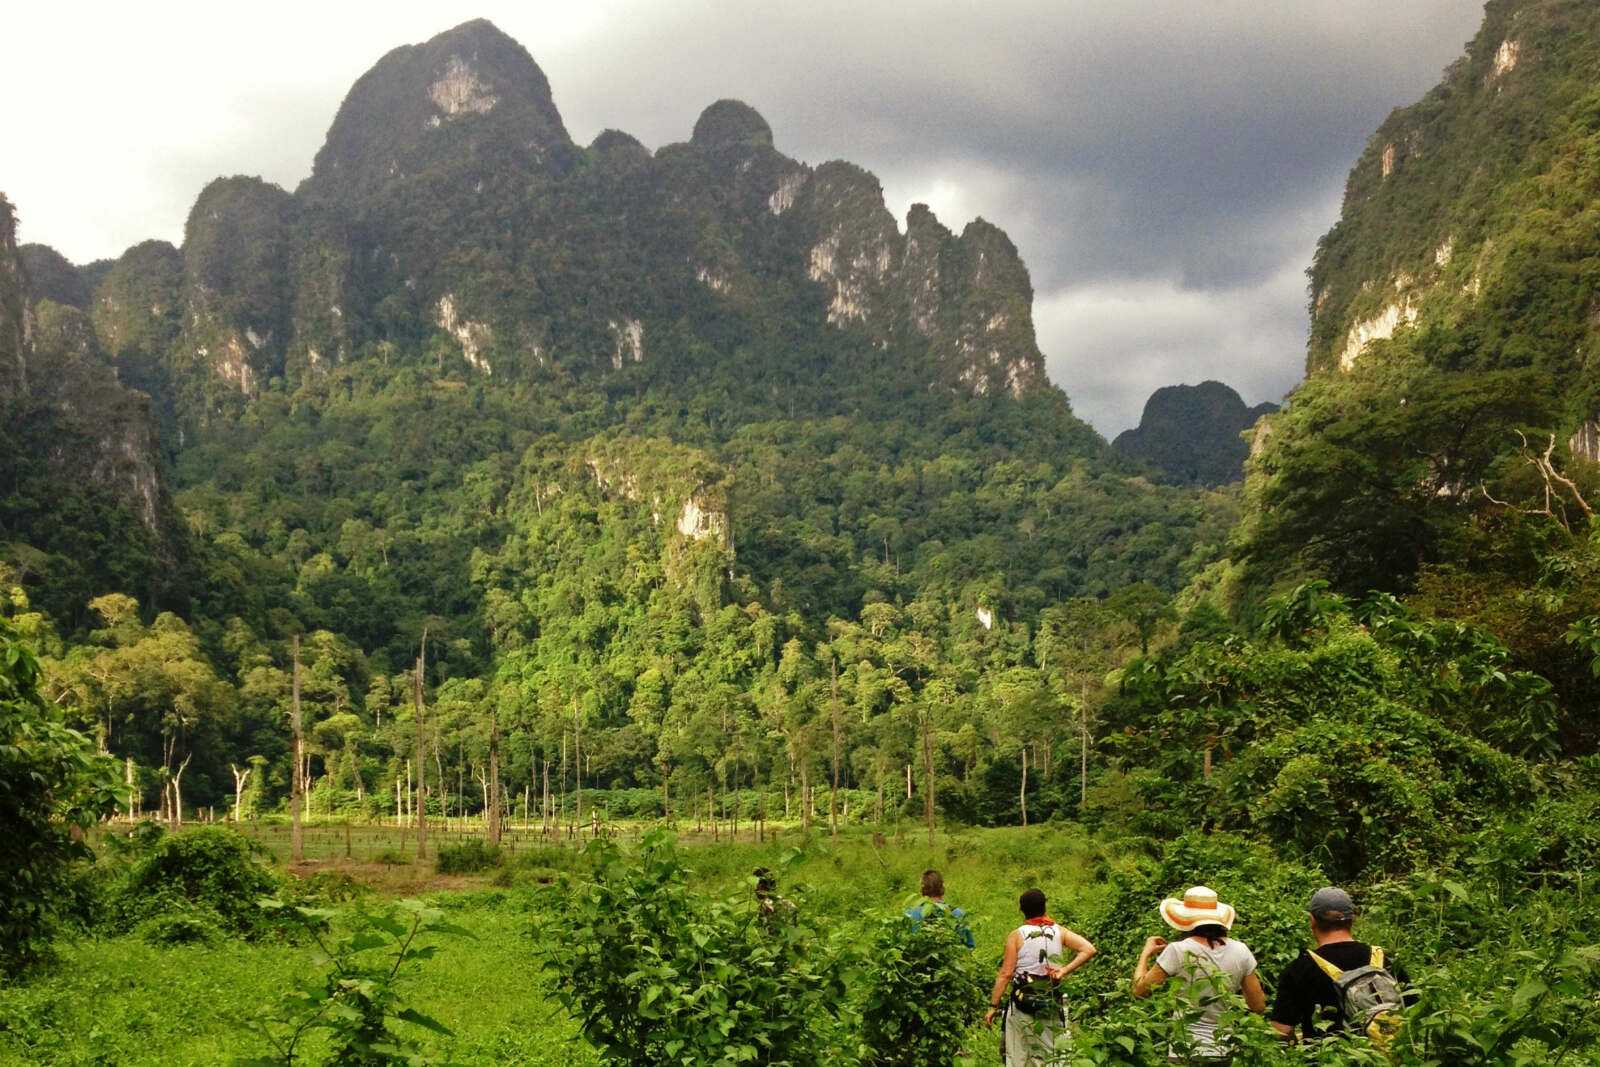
<box><xmin>17</xmin><ymin>19</ymin><xmax>1053</xmax><ymax>433</ymax></box>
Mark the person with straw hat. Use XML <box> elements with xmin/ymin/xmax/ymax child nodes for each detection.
<box><xmin>1132</xmin><ymin>885</ymin><xmax>1266</xmax><ymax>1063</ymax></box>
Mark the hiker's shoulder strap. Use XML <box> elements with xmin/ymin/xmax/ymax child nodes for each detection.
<box><xmin>1307</xmin><ymin>949</ymin><xmax>1344</xmax><ymax>981</ymax></box>
<box><xmin>1370</xmin><ymin>946</ymin><xmax>1385</xmax><ymax>970</ymax></box>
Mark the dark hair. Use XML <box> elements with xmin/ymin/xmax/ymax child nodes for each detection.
<box><xmin>1189</xmin><ymin>923</ymin><xmax>1228</xmax><ymax>948</ymax></box>
<box><xmin>1019</xmin><ymin>888</ymin><xmax>1047</xmax><ymax>919</ymax></box>
<box><xmin>921</xmin><ymin>870</ymin><xmax>945</xmax><ymax>898</ymax></box>
<box><xmin>1311</xmin><ymin>911</ymin><xmax>1354</xmax><ymax>934</ymax></box>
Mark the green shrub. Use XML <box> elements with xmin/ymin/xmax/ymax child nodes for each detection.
<box><xmin>111</xmin><ymin>826</ymin><xmax>281</xmax><ymax>938</ymax></box>
<box><xmin>858</xmin><ymin>904</ymin><xmax>984</xmax><ymax>1067</ymax></box>
<box><xmin>540</xmin><ymin>829</ymin><xmax>855</xmax><ymax>1065</ymax></box>
<box><xmin>134</xmin><ymin>908</ymin><xmax>221</xmax><ymax>946</ymax></box>
<box><xmin>434</xmin><ymin>841</ymin><xmax>501</xmax><ymax>874</ymax></box>
<box><xmin>0</xmin><ymin>617</ymin><xmax>121</xmax><ymax>975</ymax></box>
<box><xmin>1075</xmin><ymin>832</ymin><xmax>1325</xmax><ymax>1017</ymax></box>
<box><xmin>244</xmin><ymin>899</ymin><xmax>470</xmax><ymax>1066</ymax></box>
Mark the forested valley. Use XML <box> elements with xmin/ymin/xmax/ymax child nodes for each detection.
<box><xmin>5</xmin><ymin>2</ymin><xmax>1600</xmax><ymax>1064</ymax></box>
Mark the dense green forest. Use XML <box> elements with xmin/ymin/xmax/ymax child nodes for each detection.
<box><xmin>1</xmin><ymin>17</ymin><xmax>1238</xmax><ymax>829</ymax></box>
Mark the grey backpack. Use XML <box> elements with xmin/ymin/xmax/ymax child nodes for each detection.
<box><xmin>1309</xmin><ymin>946</ymin><xmax>1403</xmax><ymax>1047</ymax></box>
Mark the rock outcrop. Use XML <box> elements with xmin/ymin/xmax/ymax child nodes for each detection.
<box><xmin>1306</xmin><ymin>0</ymin><xmax>1600</xmax><ymax>453</ymax></box>
<box><xmin>1114</xmin><ymin>381</ymin><xmax>1279</xmax><ymax>486</ymax></box>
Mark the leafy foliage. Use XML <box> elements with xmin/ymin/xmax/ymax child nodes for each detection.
<box><xmin>244</xmin><ymin>898</ymin><xmax>470</xmax><ymax>1066</ymax></box>
<box><xmin>858</xmin><ymin>904</ymin><xmax>984</xmax><ymax>1067</ymax></box>
<box><xmin>540</xmin><ymin>830</ymin><xmax>855</xmax><ymax>1065</ymax></box>
<box><xmin>109</xmin><ymin>825</ymin><xmax>282</xmax><ymax>939</ymax></box>
<box><xmin>0</xmin><ymin>611</ymin><xmax>119</xmax><ymax>976</ymax></box>
<box><xmin>433</xmin><ymin>841</ymin><xmax>500</xmax><ymax>875</ymax></box>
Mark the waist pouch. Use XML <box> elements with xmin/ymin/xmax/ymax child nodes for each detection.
<box><xmin>1010</xmin><ymin>978</ymin><xmax>1062</xmax><ymax>1017</ymax></box>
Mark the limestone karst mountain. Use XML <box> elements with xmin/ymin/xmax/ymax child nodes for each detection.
<box><xmin>1306</xmin><ymin>0</ymin><xmax>1600</xmax><ymax>456</ymax></box>
<box><xmin>1241</xmin><ymin>0</ymin><xmax>1600</xmax><ymax>595</ymax></box>
<box><xmin>28</xmin><ymin>19</ymin><xmax>1052</xmax><ymax>436</ymax></box>
<box><xmin>0</xmin><ymin>197</ymin><xmax>188</xmax><ymax>622</ymax></box>
<box><xmin>5</xmin><ymin>19</ymin><xmax>1242</xmax><ymax>647</ymax></box>
<box><xmin>1113</xmin><ymin>381</ymin><xmax>1278</xmax><ymax>487</ymax></box>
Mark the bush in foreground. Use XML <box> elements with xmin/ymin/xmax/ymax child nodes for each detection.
<box><xmin>0</xmin><ymin>615</ymin><xmax>120</xmax><ymax>977</ymax></box>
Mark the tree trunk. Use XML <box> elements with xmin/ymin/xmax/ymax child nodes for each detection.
<box><xmin>291</xmin><ymin>634</ymin><xmax>303</xmax><ymax>861</ymax></box>
<box><xmin>231</xmin><ymin>764</ymin><xmax>250</xmax><ymax>822</ymax></box>
<box><xmin>1020</xmin><ymin>746</ymin><xmax>1028</xmax><ymax>832</ymax></box>
<box><xmin>800</xmin><ymin>758</ymin><xmax>811</xmax><ymax>839</ymax></box>
<box><xmin>922</xmin><ymin>709</ymin><xmax>936</xmax><ymax>847</ymax></box>
<box><xmin>488</xmin><ymin>714</ymin><xmax>501</xmax><ymax>845</ymax></box>
<box><xmin>1079</xmin><ymin>678</ymin><xmax>1090</xmax><ymax>811</ymax></box>
<box><xmin>171</xmin><ymin>753</ymin><xmax>192</xmax><ymax>829</ymax></box>
<box><xmin>830</xmin><ymin>658</ymin><xmax>841</xmax><ymax>843</ymax></box>
<box><xmin>435</xmin><ymin>750</ymin><xmax>445</xmax><ymax>832</ymax></box>
<box><xmin>573</xmin><ymin>695</ymin><xmax>583</xmax><ymax>836</ymax></box>
<box><xmin>414</xmin><ymin>629</ymin><xmax>428</xmax><ymax>861</ymax></box>
<box><xmin>395</xmin><ymin>775</ymin><xmax>402</xmax><ymax>827</ymax></box>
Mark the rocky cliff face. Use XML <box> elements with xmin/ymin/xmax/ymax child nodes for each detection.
<box><xmin>35</xmin><ymin>19</ymin><xmax>1057</xmax><ymax>429</ymax></box>
<box><xmin>1306</xmin><ymin>0</ymin><xmax>1600</xmax><ymax>450</ymax></box>
<box><xmin>1114</xmin><ymin>381</ymin><xmax>1278</xmax><ymax>486</ymax></box>
<box><xmin>1</xmin><ymin>193</ymin><xmax>183</xmax><ymax>616</ymax></box>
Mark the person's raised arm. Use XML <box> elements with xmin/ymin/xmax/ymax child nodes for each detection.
<box><xmin>1132</xmin><ymin>935</ymin><xmax>1168</xmax><ymax>997</ymax></box>
<box><xmin>984</xmin><ymin>930</ymin><xmax>1022</xmax><ymax>1028</ymax></box>
<box><xmin>1054</xmin><ymin>928</ymin><xmax>1097</xmax><ymax>978</ymax></box>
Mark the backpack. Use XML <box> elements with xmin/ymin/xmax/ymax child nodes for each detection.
<box><xmin>1308</xmin><ymin>946</ymin><xmax>1404</xmax><ymax>1047</ymax></box>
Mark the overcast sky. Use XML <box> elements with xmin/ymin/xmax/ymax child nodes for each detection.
<box><xmin>4</xmin><ymin>1</ymin><xmax>1486</xmax><ymax>435</ymax></box>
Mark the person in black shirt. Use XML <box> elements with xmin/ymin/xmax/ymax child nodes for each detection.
<box><xmin>1270</xmin><ymin>886</ymin><xmax>1405</xmax><ymax>1041</ymax></box>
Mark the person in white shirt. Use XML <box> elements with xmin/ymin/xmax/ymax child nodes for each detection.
<box><xmin>1131</xmin><ymin>885</ymin><xmax>1266</xmax><ymax>1063</ymax></box>
<box><xmin>984</xmin><ymin>887</ymin><xmax>1096</xmax><ymax>1065</ymax></box>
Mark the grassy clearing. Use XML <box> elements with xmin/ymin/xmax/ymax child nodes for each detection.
<box><xmin>0</xmin><ymin>823</ymin><xmax>1103</xmax><ymax>1066</ymax></box>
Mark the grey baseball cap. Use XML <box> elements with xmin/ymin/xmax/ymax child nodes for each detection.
<box><xmin>1308</xmin><ymin>887</ymin><xmax>1354</xmax><ymax>919</ymax></box>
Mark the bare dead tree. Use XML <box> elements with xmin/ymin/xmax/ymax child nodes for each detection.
<box><xmin>290</xmin><ymin>634</ymin><xmax>303</xmax><ymax>861</ymax></box>
<box><xmin>487</xmin><ymin>711</ymin><xmax>502</xmax><ymax>845</ymax></box>
<box><xmin>1482</xmin><ymin>431</ymin><xmax>1595</xmax><ymax>532</ymax></box>
<box><xmin>231</xmin><ymin>763</ymin><xmax>251</xmax><ymax>822</ymax></box>
<box><xmin>830</xmin><ymin>656</ymin><xmax>841</xmax><ymax>842</ymax></box>
<box><xmin>414</xmin><ymin>627</ymin><xmax>429</xmax><ymax>861</ymax></box>
<box><xmin>922</xmin><ymin>706</ymin><xmax>936</xmax><ymax>847</ymax></box>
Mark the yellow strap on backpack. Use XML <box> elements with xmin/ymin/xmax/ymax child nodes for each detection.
<box><xmin>1307</xmin><ymin>945</ymin><xmax>1385</xmax><ymax>979</ymax></box>
<box><xmin>1309</xmin><ymin>947</ymin><xmax>1397</xmax><ymax>1049</ymax></box>
<box><xmin>1307</xmin><ymin>949</ymin><xmax>1344</xmax><ymax>981</ymax></box>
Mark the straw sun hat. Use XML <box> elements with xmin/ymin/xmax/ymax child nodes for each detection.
<box><xmin>1159</xmin><ymin>885</ymin><xmax>1237</xmax><ymax>932</ymax></box>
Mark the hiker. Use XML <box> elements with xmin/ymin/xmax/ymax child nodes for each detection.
<box><xmin>1132</xmin><ymin>885</ymin><xmax>1266</xmax><ymax>1063</ymax></box>
<box><xmin>1270</xmin><ymin>886</ymin><xmax>1406</xmax><ymax>1044</ymax></box>
<box><xmin>905</xmin><ymin>869</ymin><xmax>975</xmax><ymax>948</ymax></box>
<box><xmin>753</xmin><ymin>867</ymin><xmax>796</xmax><ymax>929</ymax></box>
<box><xmin>984</xmin><ymin>888</ymin><xmax>1097</xmax><ymax>1065</ymax></box>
